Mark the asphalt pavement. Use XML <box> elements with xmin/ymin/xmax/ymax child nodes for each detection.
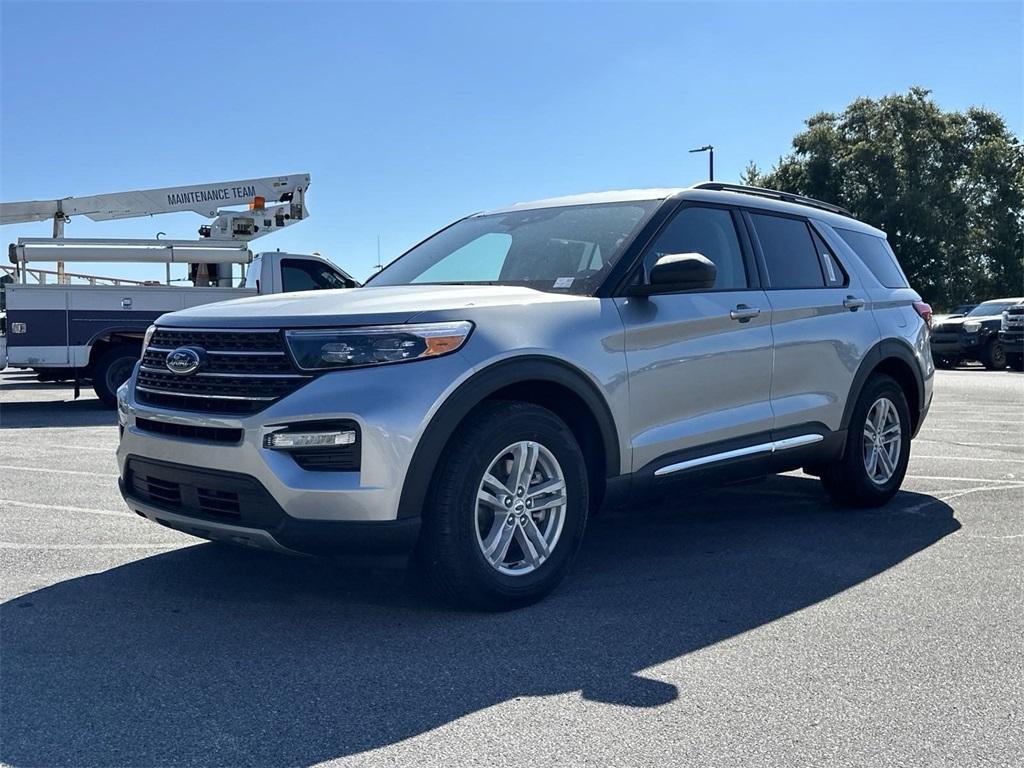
<box><xmin>1</xmin><ymin>366</ymin><xmax>1021</xmax><ymax>767</ymax></box>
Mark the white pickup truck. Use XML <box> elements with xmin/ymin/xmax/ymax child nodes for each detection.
<box><xmin>1</xmin><ymin>251</ymin><xmax>357</xmax><ymax>405</ymax></box>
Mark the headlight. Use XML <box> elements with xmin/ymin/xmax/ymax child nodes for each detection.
<box><xmin>285</xmin><ymin>321</ymin><xmax>473</xmax><ymax>371</ymax></box>
<box><xmin>142</xmin><ymin>324</ymin><xmax>157</xmax><ymax>353</ymax></box>
<box><xmin>116</xmin><ymin>380</ymin><xmax>131</xmax><ymax>427</ymax></box>
<box><xmin>963</xmin><ymin>321</ymin><xmax>981</xmax><ymax>333</ymax></box>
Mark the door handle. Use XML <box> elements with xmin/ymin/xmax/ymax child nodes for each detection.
<box><xmin>730</xmin><ymin>305</ymin><xmax>761</xmax><ymax>323</ymax></box>
<box><xmin>843</xmin><ymin>295</ymin><xmax>866</xmax><ymax>311</ymax></box>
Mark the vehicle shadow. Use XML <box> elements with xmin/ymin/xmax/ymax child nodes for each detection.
<box><xmin>0</xmin><ymin>399</ymin><xmax>115</xmax><ymax>429</ymax></box>
<box><xmin>0</xmin><ymin>476</ymin><xmax>959</xmax><ymax>766</ymax></box>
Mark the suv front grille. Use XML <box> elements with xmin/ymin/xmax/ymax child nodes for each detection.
<box><xmin>135</xmin><ymin>417</ymin><xmax>244</xmax><ymax>444</ymax></box>
<box><xmin>1004</xmin><ymin>306</ymin><xmax>1024</xmax><ymax>330</ymax></box>
<box><xmin>137</xmin><ymin>328</ymin><xmax>311</xmax><ymax>414</ymax></box>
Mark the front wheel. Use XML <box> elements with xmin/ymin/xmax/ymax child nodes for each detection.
<box><xmin>821</xmin><ymin>374</ymin><xmax>911</xmax><ymax>508</ymax></box>
<box><xmin>416</xmin><ymin>401</ymin><xmax>589</xmax><ymax>610</ymax></box>
<box><xmin>979</xmin><ymin>338</ymin><xmax>1007</xmax><ymax>370</ymax></box>
<box><xmin>91</xmin><ymin>344</ymin><xmax>140</xmax><ymax>407</ymax></box>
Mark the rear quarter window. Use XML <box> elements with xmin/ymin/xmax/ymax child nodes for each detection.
<box><xmin>835</xmin><ymin>228</ymin><xmax>908</xmax><ymax>288</ymax></box>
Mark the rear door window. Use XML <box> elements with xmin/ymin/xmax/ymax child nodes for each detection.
<box><xmin>749</xmin><ymin>213</ymin><xmax>825</xmax><ymax>289</ymax></box>
<box><xmin>834</xmin><ymin>228</ymin><xmax>908</xmax><ymax>288</ymax></box>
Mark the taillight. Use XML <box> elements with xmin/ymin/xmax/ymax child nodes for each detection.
<box><xmin>913</xmin><ymin>301</ymin><xmax>933</xmax><ymax>331</ymax></box>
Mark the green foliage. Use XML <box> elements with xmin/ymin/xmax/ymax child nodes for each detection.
<box><xmin>745</xmin><ymin>87</ymin><xmax>1024</xmax><ymax>308</ymax></box>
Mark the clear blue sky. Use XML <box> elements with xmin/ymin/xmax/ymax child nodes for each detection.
<box><xmin>1</xmin><ymin>1</ymin><xmax>1021</xmax><ymax>283</ymax></box>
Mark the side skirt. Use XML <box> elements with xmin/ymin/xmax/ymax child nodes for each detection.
<box><xmin>603</xmin><ymin>425</ymin><xmax>846</xmax><ymax>508</ymax></box>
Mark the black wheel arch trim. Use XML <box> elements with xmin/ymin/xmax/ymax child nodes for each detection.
<box><xmin>396</xmin><ymin>355</ymin><xmax>620</xmax><ymax>519</ymax></box>
<box><xmin>86</xmin><ymin>328</ymin><xmax>145</xmax><ymax>362</ymax></box>
<box><xmin>841</xmin><ymin>338</ymin><xmax>926</xmax><ymax>435</ymax></box>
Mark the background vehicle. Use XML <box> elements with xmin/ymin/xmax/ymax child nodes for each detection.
<box><xmin>1</xmin><ymin>175</ymin><xmax>357</xmax><ymax>404</ymax></box>
<box><xmin>931</xmin><ymin>303</ymin><xmax>976</xmax><ymax>325</ymax></box>
<box><xmin>116</xmin><ymin>183</ymin><xmax>932</xmax><ymax>609</ymax></box>
<box><xmin>930</xmin><ymin>298</ymin><xmax>1023</xmax><ymax>370</ymax></box>
<box><xmin>999</xmin><ymin>302</ymin><xmax>1024</xmax><ymax>371</ymax></box>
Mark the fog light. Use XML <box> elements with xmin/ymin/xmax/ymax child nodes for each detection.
<box><xmin>264</xmin><ymin>430</ymin><xmax>356</xmax><ymax>450</ymax></box>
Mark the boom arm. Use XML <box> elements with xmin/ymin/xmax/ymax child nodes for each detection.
<box><xmin>1</xmin><ymin>173</ymin><xmax>310</xmax><ymax>241</ymax></box>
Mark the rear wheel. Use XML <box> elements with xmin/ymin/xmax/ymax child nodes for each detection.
<box><xmin>91</xmin><ymin>344</ymin><xmax>140</xmax><ymax>407</ymax></box>
<box><xmin>416</xmin><ymin>401</ymin><xmax>589</xmax><ymax>610</ymax></box>
<box><xmin>821</xmin><ymin>374</ymin><xmax>911</xmax><ymax>508</ymax></box>
<box><xmin>979</xmin><ymin>338</ymin><xmax>1007</xmax><ymax>370</ymax></box>
<box><xmin>932</xmin><ymin>355</ymin><xmax>956</xmax><ymax>370</ymax></box>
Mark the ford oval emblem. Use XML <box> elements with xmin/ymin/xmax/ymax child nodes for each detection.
<box><xmin>165</xmin><ymin>346</ymin><xmax>203</xmax><ymax>375</ymax></box>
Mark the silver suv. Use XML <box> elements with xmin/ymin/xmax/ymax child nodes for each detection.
<box><xmin>117</xmin><ymin>183</ymin><xmax>934</xmax><ymax>609</ymax></box>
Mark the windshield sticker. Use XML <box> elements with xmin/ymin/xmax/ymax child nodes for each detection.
<box><xmin>553</xmin><ymin>277</ymin><xmax>575</xmax><ymax>288</ymax></box>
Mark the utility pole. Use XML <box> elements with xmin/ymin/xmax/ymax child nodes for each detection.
<box><xmin>689</xmin><ymin>145</ymin><xmax>714</xmax><ymax>181</ymax></box>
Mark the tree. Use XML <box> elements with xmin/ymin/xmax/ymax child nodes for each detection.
<box><xmin>744</xmin><ymin>87</ymin><xmax>1024</xmax><ymax>309</ymax></box>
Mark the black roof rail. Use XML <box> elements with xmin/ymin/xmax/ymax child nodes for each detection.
<box><xmin>691</xmin><ymin>182</ymin><xmax>854</xmax><ymax>218</ymax></box>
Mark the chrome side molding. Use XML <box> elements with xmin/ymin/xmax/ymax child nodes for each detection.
<box><xmin>653</xmin><ymin>433</ymin><xmax>825</xmax><ymax>477</ymax></box>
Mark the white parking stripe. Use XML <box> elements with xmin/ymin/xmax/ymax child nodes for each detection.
<box><xmin>912</xmin><ymin>455</ymin><xmax>1024</xmax><ymax>463</ymax></box>
<box><xmin>0</xmin><ymin>542</ymin><xmax>179</xmax><ymax>550</ymax></box>
<box><xmin>0</xmin><ymin>499</ymin><xmax>134</xmax><ymax>518</ymax></box>
<box><xmin>0</xmin><ymin>464</ymin><xmax>117</xmax><ymax>478</ymax></box>
<box><xmin>916</xmin><ymin>439</ymin><xmax>1024</xmax><ymax>450</ymax></box>
<box><xmin>924</xmin><ymin>418</ymin><xmax>1024</xmax><ymax>424</ymax></box>
<box><xmin>0</xmin><ymin>444</ymin><xmax>114</xmax><ymax>453</ymax></box>
<box><xmin>902</xmin><ymin>483</ymin><xmax>1024</xmax><ymax>514</ymax></box>
<box><xmin>922</xmin><ymin>428</ymin><xmax>1023</xmax><ymax>434</ymax></box>
<box><xmin>905</xmin><ymin>474</ymin><xmax>1024</xmax><ymax>484</ymax></box>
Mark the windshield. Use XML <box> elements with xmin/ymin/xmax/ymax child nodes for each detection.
<box><xmin>967</xmin><ymin>301</ymin><xmax>1019</xmax><ymax>317</ymax></box>
<box><xmin>367</xmin><ymin>201</ymin><xmax>660</xmax><ymax>295</ymax></box>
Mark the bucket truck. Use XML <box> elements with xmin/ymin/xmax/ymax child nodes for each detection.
<box><xmin>1</xmin><ymin>174</ymin><xmax>358</xmax><ymax>405</ymax></box>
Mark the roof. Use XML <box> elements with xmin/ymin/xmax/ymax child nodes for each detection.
<box><xmin>480</xmin><ymin>188</ymin><xmax>685</xmax><ymax>214</ymax></box>
<box><xmin>479</xmin><ymin>184</ymin><xmax>883</xmax><ymax>236</ymax></box>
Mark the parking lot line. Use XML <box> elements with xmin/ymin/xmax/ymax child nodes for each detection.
<box><xmin>0</xmin><ymin>464</ymin><xmax>118</xmax><ymax>478</ymax></box>
<box><xmin>0</xmin><ymin>499</ymin><xmax>134</xmax><ymax>518</ymax></box>
<box><xmin>912</xmin><ymin>455</ymin><xmax>1024</xmax><ymax>463</ymax></box>
<box><xmin>921</xmin><ymin>418</ymin><xmax>1024</xmax><ymax>424</ymax></box>
<box><xmin>904</xmin><ymin>474</ymin><xmax>1024</xmax><ymax>484</ymax></box>
<box><xmin>921</xmin><ymin>428</ymin><xmax>1023</xmax><ymax>434</ymax></box>
<box><xmin>0</xmin><ymin>542</ymin><xmax>179</xmax><ymax>550</ymax></box>
<box><xmin>916</xmin><ymin>439</ymin><xmax>1024</xmax><ymax>450</ymax></box>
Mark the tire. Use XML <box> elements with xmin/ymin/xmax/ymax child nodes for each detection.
<box><xmin>1006</xmin><ymin>352</ymin><xmax>1024</xmax><ymax>372</ymax></box>
<box><xmin>91</xmin><ymin>344</ymin><xmax>140</xmax><ymax>407</ymax></box>
<box><xmin>416</xmin><ymin>401</ymin><xmax>589</xmax><ymax>610</ymax></box>
<box><xmin>979</xmin><ymin>338</ymin><xmax>1007</xmax><ymax>370</ymax></box>
<box><xmin>820</xmin><ymin>374</ymin><xmax>911</xmax><ymax>508</ymax></box>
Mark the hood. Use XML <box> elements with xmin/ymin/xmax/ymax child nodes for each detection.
<box><xmin>934</xmin><ymin>313</ymin><xmax>1001</xmax><ymax>329</ymax></box>
<box><xmin>157</xmin><ymin>284</ymin><xmax>589</xmax><ymax>329</ymax></box>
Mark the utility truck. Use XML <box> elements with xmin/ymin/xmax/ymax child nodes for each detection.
<box><xmin>1</xmin><ymin>174</ymin><xmax>357</xmax><ymax>405</ymax></box>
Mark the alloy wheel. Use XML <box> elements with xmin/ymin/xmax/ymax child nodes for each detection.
<box><xmin>862</xmin><ymin>397</ymin><xmax>902</xmax><ymax>485</ymax></box>
<box><xmin>474</xmin><ymin>441</ymin><xmax>567</xmax><ymax>576</ymax></box>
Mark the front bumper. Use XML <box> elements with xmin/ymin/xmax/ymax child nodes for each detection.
<box><xmin>119</xmin><ymin>460</ymin><xmax>421</xmax><ymax>555</ymax></box>
<box><xmin>117</xmin><ymin>352</ymin><xmax>474</xmax><ymax>542</ymax></box>
<box><xmin>998</xmin><ymin>331</ymin><xmax>1024</xmax><ymax>354</ymax></box>
<box><xmin>929</xmin><ymin>332</ymin><xmax>986</xmax><ymax>358</ymax></box>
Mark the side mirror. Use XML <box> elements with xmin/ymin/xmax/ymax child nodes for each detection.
<box><xmin>630</xmin><ymin>252</ymin><xmax>717</xmax><ymax>296</ymax></box>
